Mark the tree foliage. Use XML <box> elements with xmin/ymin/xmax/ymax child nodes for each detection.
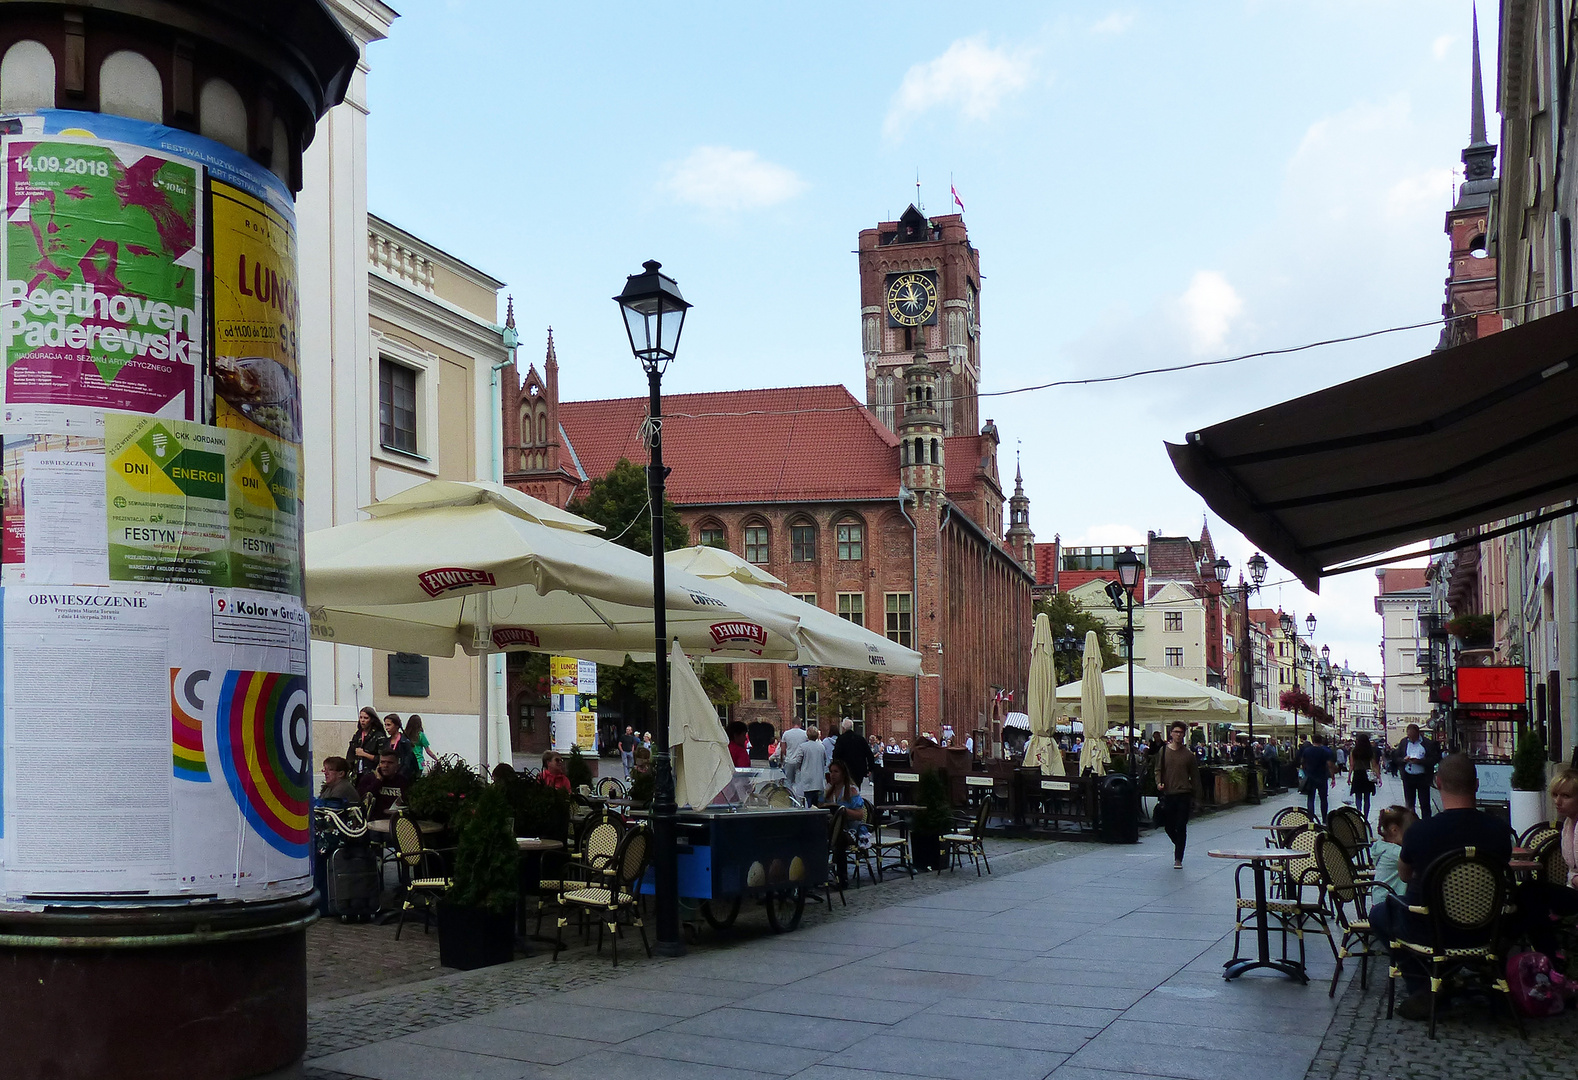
<box><xmin>1033</xmin><ymin>590</ymin><xmax>1120</xmax><ymax>685</ymax></box>
<box><xmin>815</xmin><ymin>669</ymin><xmax>890</xmax><ymax>723</ymax></box>
<box><xmin>598</xmin><ymin>657</ymin><xmax>739</xmax><ymax>729</ymax></box>
<box><xmin>568</xmin><ymin>457</ymin><xmax>687</xmax><ymax>555</ymax></box>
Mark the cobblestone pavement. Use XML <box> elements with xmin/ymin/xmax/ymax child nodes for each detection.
<box><xmin>305</xmin><ymin>832</ymin><xmax>1078</xmax><ymax>1073</ymax></box>
<box><xmin>1307</xmin><ymin>968</ymin><xmax>1578</xmax><ymax>1080</ymax></box>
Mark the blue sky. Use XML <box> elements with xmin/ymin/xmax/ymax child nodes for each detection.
<box><xmin>366</xmin><ymin>1</ymin><xmax>1489</xmax><ymax>680</ymax></box>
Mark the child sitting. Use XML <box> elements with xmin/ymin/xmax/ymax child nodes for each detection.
<box><xmin>1371</xmin><ymin>805</ymin><xmax>1416</xmax><ymax>897</ymax></box>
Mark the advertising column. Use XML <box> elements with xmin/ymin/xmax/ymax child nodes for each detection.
<box><xmin>0</xmin><ymin>113</ymin><xmax>309</xmax><ymax>911</ymax></box>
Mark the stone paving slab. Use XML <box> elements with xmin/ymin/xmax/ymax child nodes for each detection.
<box><xmin>316</xmin><ymin>792</ymin><xmax>1578</xmax><ymax>1080</ymax></box>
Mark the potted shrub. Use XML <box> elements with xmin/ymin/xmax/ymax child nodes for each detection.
<box><xmin>407</xmin><ymin>754</ymin><xmax>485</xmax><ymax>830</ymax></box>
<box><xmin>566</xmin><ymin>744</ymin><xmax>595</xmax><ymax>791</ymax></box>
<box><xmin>911</xmin><ymin>769</ymin><xmax>952</xmax><ymax>871</ymax></box>
<box><xmin>437</xmin><ymin>779</ymin><xmax>518</xmax><ymax>970</ymax></box>
<box><xmin>1510</xmin><ymin>728</ymin><xmax>1549</xmax><ymax>836</ymax></box>
<box><xmin>508</xmin><ymin>772</ymin><xmax>571</xmax><ymax>842</ymax></box>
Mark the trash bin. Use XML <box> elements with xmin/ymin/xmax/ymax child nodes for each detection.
<box><xmin>1099</xmin><ymin>773</ymin><xmax>1139</xmax><ymax>844</ymax></box>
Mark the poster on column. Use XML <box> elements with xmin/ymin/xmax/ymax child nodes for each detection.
<box><xmin>1</xmin><ymin>136</ymin><xmax>203</xmax><ymax>420</ymax></box>
<box><xmin>227</xmin><ymin>430</ymin><xmax>298</xmax><ymax>594</ymax></box>
<box><xmin>210</xmin><ymin>180</ymin><xmax>300</xmax><ymax>447</ymax></box>
<box><xmin>0</xmin><ymin>584</ymin><xmax>308</xmax><ymax>902</ymax></box>
<box><xmin>105</xmin><ymin>414</ymin><xmax>229</xmax><ymax>585</ymax></box>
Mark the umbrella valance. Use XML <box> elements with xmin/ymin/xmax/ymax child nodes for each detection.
<box><xmin>1058</xmin><ymin>666</ymin><xmax>1247</xmax><ymax>725</ymax></box>
<box><xmin>1166</xmin><ymin>306</ymin><xmax>1578</xmax><ymax>590</ymax></box>
<box><xmin>1002</xmin><ymin>712</ymin><xmax>1031</xmax><ymax>730</ymax></box>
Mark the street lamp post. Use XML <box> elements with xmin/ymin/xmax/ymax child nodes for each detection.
<box><xmin>1214</xmin><ymin>552</ymin><xmax>1268</xmax><ymax>803</ymax></box>
<box><xmin>1114</xmin><ymin>548</ymin><xmax>1143</xmax><ymax>781</ymax></box>
<box><xmin>614</xmin><ymin>259</ymin><xmax>691</xmax><ymax>958</ymax></box>
<box><xmin>1280</xmin><ymin>611</ymin><xmax>1302</xmax><ymax>747</ymax></box>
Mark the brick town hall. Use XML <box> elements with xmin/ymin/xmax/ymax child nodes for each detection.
<box><xmin>502</xmin><ymin>207</ymin><xmax>1036</xmax><ymax>747</ymax></box>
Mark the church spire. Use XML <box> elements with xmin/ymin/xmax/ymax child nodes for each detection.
<box><xmin>1462</xmin><ymin>6</ymin><xmax>1496</xmax><ymax>187</ymax></box>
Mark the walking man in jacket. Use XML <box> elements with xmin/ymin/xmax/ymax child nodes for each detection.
<box><xmin>1155</xmin><ymin>721</ymin><xmax>1200</xmax><ymax>868</ymax></box>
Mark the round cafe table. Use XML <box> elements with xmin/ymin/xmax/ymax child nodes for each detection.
<box><xmin>1208</xmin><ymin>847</ymin><xmax>1306</xmax><ymax>983</ymax></box>
<box><xmin>515</xmin><ymin>838</ymin><xmax>566</xmax><ymax>955</ymax></box>
<box><xmin>365</xmin><ymin>818</ymin><xmax>443</xmax><ymax>838</ymax></box>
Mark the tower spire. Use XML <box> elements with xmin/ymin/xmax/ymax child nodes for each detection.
<box><xmin>1462</xmin><ymin>5</ymin><xmax>1496</xmax><ymax>186</ymax></box>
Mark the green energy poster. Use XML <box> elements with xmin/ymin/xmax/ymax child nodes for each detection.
<box><xmin>227</xmin><ymin>431</ymin><xmax>298</xmax><ymax>594</ymax></box>
<box><xmin>105</xmin><ymin>414</ymin><xmax>228</xmax><ymax>584</ymax></box>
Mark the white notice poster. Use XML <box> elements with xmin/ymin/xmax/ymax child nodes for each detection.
<box><xmin>22</xmin><ymin>451</ymin><xmax>109</xmax><ymax>584</ymax></box>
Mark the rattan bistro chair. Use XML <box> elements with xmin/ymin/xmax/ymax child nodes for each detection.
<box><xmin>1385</xmin><ymin>847</ymin><xmax>1523</xmax><ymax>1040</ymax></box>
<box><xmin>1267</xmin><ymin>806</ymin><xmax>1315</xmax><ymax>850</ymax></box>
<box><xmin>537</xmin><ymin>808</ymin><xmax>625</xmax><ymax>936</ymax></box>
<box><xmin>595</xmin><ymin>775</ymin><xmax>627</xmax><ymax>800</ymax></box>
<box><xmin>1314</xmin><ymin>832</ymin><xmax>1394</xmax><ymax>998</ymax></box>
<box><xmin>385</xmin><ymin>813</ymin><xmax>453</xmax><ymax>940</ymax></box>
<box><xmin>869</xmin><ymin>804</ymin><xmax>914</xmax><ymax>881</ymax></box>
<box><xmin>1231</xmin><ymin>826</ymin><xmax>1336</xmax><ymax>971</ymax></box>
<box><xmin>1326</xmin><ymin>806</ymin><xmax>1374</xmax><ymax>873</ymax></box>
<box><xmin>554</xmin><ymin>825</ymin><xmax>652</xmax><ymax>966</ymax></box>
<box><xmin>941</xmin><ymin>799</ymin><xmax>992</xmax><ymax>876</ymax></box>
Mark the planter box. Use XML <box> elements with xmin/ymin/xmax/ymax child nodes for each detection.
<box><xmin>911</xmin><ymin>830</ymin><xmax>944</xmax><ymax>872</ymax></box>
<box><xmin>437</xmin><ymin>902</ymin><xmax>514</xmax><ymax>971</ymax></box>
<box><xmin>1509</xmin><ymin>789</ymin><xmax>1547</xmax><ymax>839</ymax></box>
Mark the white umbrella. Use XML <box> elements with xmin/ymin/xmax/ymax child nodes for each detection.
<box><xmin>1057</xmin><ymin>666</ymin><xmax>1248</xmax><ymax>725</ymax></box>
<box><xmin>1077</xmin><ymin>631</ymin><xmax>1111</xmax><ymax>776</ymax></box>
<box><xmin>668</xmin><ymin>640</ymin><xmax>734</xmax><ymax>810</ymax></box>
<box><xmin>305</xmin><ymin>480</ymin><xmax>803</xmax><ymax>767</ymax></box>
<box><xmin>663</xmin><ymin>546</ymin><xmax>924</xmax><ymax>674</ymax></box>
<box><xmin>1022</xmin><ymin>614</ymin><xmax>1063</xmax><ymax>777</ymax></box>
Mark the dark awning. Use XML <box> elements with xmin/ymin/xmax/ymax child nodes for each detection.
<box><xmin>1167</xmin><ymin>306</ymin><xmax>1578</xmax><ymax>591</ymax></box>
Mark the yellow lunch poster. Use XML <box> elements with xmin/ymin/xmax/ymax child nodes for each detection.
<box><xmin>105</xmin><ymin>414</ymin><xmax>229</xmax><ymax>584</ymax></box>
<box><xmin>227</xmin><ymin>430</ymin><xmax>299</xmax><ymax>595</ymax></box>
<box><xmin>210</xmin><ymin>180</ymin><xmax>301</xmax><ymax>447</ymax></box>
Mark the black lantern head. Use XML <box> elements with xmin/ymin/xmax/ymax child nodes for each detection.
<box><xmin>614</xmin><ymin>260</ymin><xmax>691</xmax><ymax>369</ymax></box>
<box><xmin>1213</xmin><ymin>556</ymin><xmax>1231</xmax><ymax>584</ymax></box>
<box><xmin>1279</xmin><ymin>611</ymin><xmax>1293</xmax><ymax>634</ymax></box>
<box><xmin>1248</xmin><ymin>551</ymin><xmax>1268</xmax><ymax>587</ymax></box>
<box><xmin>1114</xmin><ymin>548</ymin><xmax>1142</xmax><ymax>591</ymax></box>
<box><xmin>1305</xmin><ymin>612</ymin><xmax>1317</xmax><ymax>636</ymax></box>
<box><xmin>1321</xmin><ymin>643</ymin><xmax>1331</xmax><ymax>663</ymax></box>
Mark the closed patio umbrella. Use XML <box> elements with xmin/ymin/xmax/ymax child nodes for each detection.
<box><xmin>668</xmin><ymin>640</ymin><xmax>735</xmax><ymax>810</ymax></box>
<box><xmin>1022</xmin><ymin>613</ymin><xmax>1064</xmax><ymax>777</ymax></box>
<box><xmin>1076</xmin><ymin>631</ymin><xmax>1110</xmax><ymax>776</ymax></box>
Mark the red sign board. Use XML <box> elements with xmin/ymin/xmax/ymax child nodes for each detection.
<box><xmin>1456</xmin><ymin>666</ymin><xmax>1526</xmax><ymax>705</ymax></box>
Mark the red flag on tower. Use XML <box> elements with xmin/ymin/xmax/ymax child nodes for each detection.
<box><xmin>951</xmin><ymin>184</ymin><xmax>966</xmax><ymax>213</ymax></box>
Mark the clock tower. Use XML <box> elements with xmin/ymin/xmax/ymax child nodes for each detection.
<box><xmin>859</xmin><ymin>205</ymin><xmax>982</xmax><ymax>436</ymax></box>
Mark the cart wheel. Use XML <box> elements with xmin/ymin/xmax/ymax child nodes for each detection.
<box><xmin>700</xmin><ymin>897</ymin><xmax>740</xmax><ymax>930</ymax></box>
<box><xmin>764</xmin><ymin>887</ymin><xmax>805</xmax><ymax>933</ymax></box>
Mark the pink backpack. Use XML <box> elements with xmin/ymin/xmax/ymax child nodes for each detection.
<box><xmin>1506</xmin><ymin>950</ymin><xmax>1573</xmax><ymax>1017</ymax></box>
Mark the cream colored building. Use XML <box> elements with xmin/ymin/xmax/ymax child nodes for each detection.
<box><xmin>302</xmin><ymin>2</ymin><xmax>512</xmax><ymax>769</ymax></box>
<box><xmin>1064</xmin><ymin>578</ymin><xmax>1212</xmax><ymax>687</ymax></box>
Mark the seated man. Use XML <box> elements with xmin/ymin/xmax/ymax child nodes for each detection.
<box><xmin>355</xmin><ymin>749</ymin><xmax>411</xmax><ymax>820</ymax></box>
<box><xmin>1368</xmin><ymin>752</ymin><xmax>1511</xmax><ymax>1021</ymax></box>
<box><xmin>726</xmin><ymin>720</ymin><xmax>752</xmax><ymax>768</ymax></box>
<box><xmin>317</xmin><ymin>756</ymin><xmax>358</xmax><ymax>803</ymax></box>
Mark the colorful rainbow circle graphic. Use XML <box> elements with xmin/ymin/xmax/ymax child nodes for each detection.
<box><xmin>216</xmin><ymin>671</ymin><xmax>310</xmax><ymax>858</ymax></box>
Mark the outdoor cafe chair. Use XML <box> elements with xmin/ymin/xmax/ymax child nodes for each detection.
<box><xmin>384</xmin><ymin>812</ymin><xmax>453</xmax><ymax>940</ymax></box>
<box><xmin>538</xmin><ymin>808</ymin><xmax>625</xmax><ymax>936</ymax></box>
<box><xmin>1326</xmin><ymin>806</ymin><xmax>1374</xmax><ymax>872</ymax></box>
<box><xmin>1517</xmin><ymin>820</ymin><xmax>1561</xmax><ymax>853</ymax></box>
<box><xmin>1267</xmin><ymin>806</ymin><xmax>1315</xmax><ymax>850</ymax></box>
<box><xmin>1314</xmin><ymin>832</ymin><xmax>1394</xmax><ymax>998</ymax></box>
<box><xmin>941</xmin><ymin>798</ymin><xmax>993</xmax><ymax>877</ymax></box>
<box><xmin>595</xmin><ymin>775</ymin><xmax>627</xmax><ymax>800</ymax></box>
<box><xmin>554</xmin><ymin>825</ymin><xmax>653</xmax><ymax>967</ymax></box>
<box><xmin>1385</xmin><ymin>846</ymin><xmax>1523</xmax><ymax>1040</ymax></box>
<box><xmin>1233</xmin><ymin>826</ymin><xmax>1336</xmax><ymax>971</ymax></box>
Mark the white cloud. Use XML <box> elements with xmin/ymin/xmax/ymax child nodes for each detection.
<box><xmin>1177</xmin><ymin>271</ymin><xmax>1243</xmax><ymax>355</ymax></box>
<box><xmin>663</xmin><ymin>146</ymin><xmax>806</xmax><ymax>212</ymax></box>
<box><xmin>1092</xmin><ymin>13</ymin><xmax>1135</xmax><ymax>35</ymax></box>
<box><xmin>1432</xmin><ymin>34</ymin><xmax>1455</xmax><ymax>60</ymax></box>
<box><xmin>885</xmin><ymin>37</ymin><xmax>1034</xmax><ymax>137</ymax></box>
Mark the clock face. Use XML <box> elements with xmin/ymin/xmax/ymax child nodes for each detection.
<box><xmin>886</xmin><ymin>272</ymin><xmax>938</xmax><ymax>327</ymax></box>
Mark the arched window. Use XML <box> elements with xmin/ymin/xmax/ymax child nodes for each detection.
<box><xmin>536</xmin><ymin>408</ymin><xmax>548</xmax><ymax>445</ymax></box>
<box><xmin>0</xmin><ymin>41</ymin><xmax>55</xmax><ymax>112</ymax></box>
<box><xmin>930</xmin><ymin>439</ymin><xmax>940</xmax><ymax>465</ymax></box>
<box><xmin>913</xmin><ymin>438</ymin><xmax>924</xmax><ymax>464</ymax></box>
<box><xmin>900</xmin><ymin>441</ymin><xmax>909</xmax><ymax>466</ymax></box>
<box><xmin>697</xmin><ymin>520</ymin><xmax>726</xmax><ymax>549</ymax></box>
<box><xmin>743</xmin><ymin>522</ymin><xmax>770</xmax><ymax>564</ymax></box>
<box><xmin>99</xmin><ymin>50</ymin><xmax>163</xmax><ymax>123</ymax></box>
<box><xmin>789</xmin><ymin>519</ymin><xmax>816</xmax><ymax>562</ymax></box>
<box><xmin>198</xmin><ymin>78</ymin><xmax>248</xmax><ymax>152</ymax></box>
<box><xmin>836</xmin><ymin>519</ymin><xmax>864</xmax><ymax>561</ymax></box>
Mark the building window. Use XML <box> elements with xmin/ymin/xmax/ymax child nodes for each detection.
<box><xmin>1165</xmin><ymin>647</ymin><xmax>1184</xmax><ymax>668</ymax></box>
<box><xmin>837</xmin><ymin>593</ymin><xmax>864</xmax><ymax>627</ymax></box>
<box><xmin>751</xmin><ymin>678</ymin><xmax>769</xmax><ymax>702</ymax></box>
<box><xmin>794</xmin><ymin>687</ymin><xmax>818</xmax><ymax>721</ymax></box>
<box><xmin>836</xmin><ymin>522</ymin><xmax>864</xmax><ymax>561</ymax></box>
<box><xmin>885</xmin><ymin>593</ymin><xmax>913</xmax><ymax>648</ymax></box>
<box><xmin>699</xmin><ymin>526</ymin><xmax>725</xmax><ymax>548</ymax></box>
<box><xmin>790</xmin><ymin>524</ymin><xmax>816</xmax><ymax>562</ymax></box>
<box><xmin>1164</xmin><ymin>611</ymin><xmax>1183</xmax><ymax>632</ymax></box>
<box><xmin>744</xmin><ymin>525</ymin><xmax>769</xmax><ymax>564</ymax></box>
<box><xmin>792</xmin><ymin>593</ymin><xmax>817</xmax><ymax>607</ymax></box>
<box><xmin>378</xmin><ymin>359</ymin><xmax>419</xmax><ymax>454</ymax></box>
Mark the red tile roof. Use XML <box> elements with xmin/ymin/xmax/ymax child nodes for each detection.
<box><xmin>1145</xmin><ymin>535</ymin><xmax>1202</xmax><ymax>582</ymax></box>
<box><xmin>944</xmin><ymin>435</ymin><xmax>984</xmax><ymax>494</ymax></box>
<box><xmin>1377</xmin><ymin>567</ymin><xmax>1428</xmax><ymax>594</ymax></box>
<box><xmin>558</xmin><ymin>384</ymin><xmax>901</xmax><ymax>505</ymax></box>
<box><xmin>1033</xmin><ymin>542</ymin><xmax>1059</xmax><ymax>587</ymax></box>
